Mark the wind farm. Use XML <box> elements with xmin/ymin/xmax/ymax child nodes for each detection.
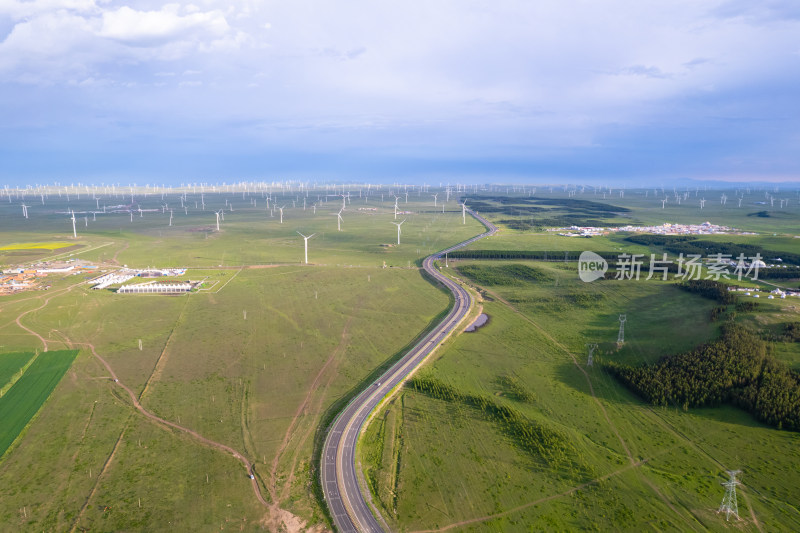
<box><xmin>3</xmin><ymin>0</ymin><xmax>800</xmax><ymax>529</ymax></box>
<box><xmin>1</xmin><ymin>182</ymin><xmax>799</xmax><ymax>533</ymax></box>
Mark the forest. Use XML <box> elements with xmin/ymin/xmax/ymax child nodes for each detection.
<box><xmin>603</xmin><ymin>324</ymin><xmax>800</xmax><ymax>430</ymax></box>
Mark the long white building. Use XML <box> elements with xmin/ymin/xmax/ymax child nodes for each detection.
<box><xmin>117</xmin><ymin>282</ymin><xmax>191</xmax><ymax>294</ymax></box>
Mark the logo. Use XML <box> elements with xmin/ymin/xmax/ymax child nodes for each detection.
<box><xmin>579</xmin><ymin>251</ymin><xmax>608</xmax><ymax>282</ymax></box>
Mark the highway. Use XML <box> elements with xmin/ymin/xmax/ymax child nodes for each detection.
<box><xmin>321</xmin><ymin>210</ymin><xmax>497</xmax><ymax>532</ymax></box>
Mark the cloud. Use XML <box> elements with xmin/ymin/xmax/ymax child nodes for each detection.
<box><xmin>0</xmin><ymin>0</ymin><xmax>100</xmax><ymax>21</ymax></box>
<box><xmin>683</xmin><ymin>57</ymin><xmax>712</xmax><ymax>69</ymax></box>
<box><xmin>711</xmin><ymin>0</ymin><xmax>800</xmax><ymax>23</ymax></box>
<box><xmin>0</xmin><ymin>2</ymin><xmax>237</xmax><ymax>83</ymax></box>
<box><xmin>0</xmin><ymin>1</ymin><xmax>799</xmax><ymax>183</ymax></box>
<box><xmin>97</xmin><ymin>5</ymin><xmax>230</xmax><ymax>46</ymax></box>
<box><xmin>613</xmin><ymin>65</ymin><xmax>672</xmax><ymax>79</ymax></box>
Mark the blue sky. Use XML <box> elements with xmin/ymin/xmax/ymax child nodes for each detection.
<box><xmin>0</xmin><ymin>1</ymin><xmax>798</xmax><ymax>185</ymax></box>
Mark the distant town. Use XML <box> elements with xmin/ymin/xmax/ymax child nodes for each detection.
<box><xmin>554</xmin><ymin>221</ymin><xmax>748</xmax><ymax>237</ymax></box>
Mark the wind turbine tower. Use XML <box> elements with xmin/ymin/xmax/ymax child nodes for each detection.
<box><xmin>297</xmin><ymin>231</ymin><xmax>316</xmax><ymax>264</ymax></box>
<box><xmin>392</xmin><ymin>219</ymin><xmax>406</xmax><ymax>245</ymax></box>
<box><xmin>718</xmin><ymin>470</ymin><xmax>741</xmax><ymax>522</ymax></box>
<box><xmin>617</xmin><ymin>315</ymin><xmax>626</xmax><ymax>347</ymax></box>
<box><xmin>336</xmin><ymin>208</ymin><xmax>343</xmax><ymax>231</ymax></box>
<box><xmin>215</xmin><ymin>210</ymin><xmax>222</xmax><ymax>231</ymax></box>
<box><xmin>70</xmin><ymin>210</ymin><xmax>77</xmax><ymax>238</ymax></box>
<box><xmin>279</xmin><ymin>206</ymin><xmax>285</xmax><ymax>223</ymax></box>
<box><xmin>461</xmin><ymin>201</ymin><xmax>467</xmax><ymax>224</ymax></box>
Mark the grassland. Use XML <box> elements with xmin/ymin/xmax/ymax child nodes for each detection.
<box><xmin>361</xmin><ymin>266</ymin><xmax>800</xmax><ymax>531</ymax></box>
<box><xmin>1</xmin><ymin>187</ymin><xmax>799</xmax><ymax>531</ymax></box>
<box><xmin>0</xmin><ymin>191</ymin><xmax>484</xmax><ymax>531</ymax></box>
<box><xmin>359</xmin><ymin>188</ymin><xmax>800</xmax><ymax>532</ymax></box>
<box><xmin>0</xmin><ymin>350</ymin><xmax>78</xmax><ymax>457</ymax></box>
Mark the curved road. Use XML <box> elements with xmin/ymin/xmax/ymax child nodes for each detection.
<box><xmin>321</xmin><ymin>210</ymin><xmax>497</xmax><ymax>532</ymax></box>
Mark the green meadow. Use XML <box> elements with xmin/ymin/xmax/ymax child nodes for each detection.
<box><xmin>359</xmin><ymin>188</ymin><xmax>800</xmax><ymax>532</ymax></box>
<box><xmin>1</xmin><ymin>187</ymin><xmax>799</xmax><ymax>531</ymax></box>
<box><xmin>0</xmin><ymin>191</ymin><xmax>481</xmax><ymax>531</ymax></box>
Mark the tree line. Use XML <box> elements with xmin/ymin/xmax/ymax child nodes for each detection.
<box><xmin>624</xmin><ymin>234</ymin><xmax>800</xmax><ymax>266</ymax></box>
<box><xmin>602</xmin><ymin>324</ymin><xmax>800</xmax><ymax>430</ymax></box>
<box><xmin>448</xmin><ymin>249</ymin><xmax>619</xmax><ymax>261</ymax></box>
<box><xmin>408</xmin><ymin>374</ymin><xmax>594</xmax><ymax>477</ymax></box>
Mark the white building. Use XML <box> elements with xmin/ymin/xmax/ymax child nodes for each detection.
<box><xmin>118</xmin><ymin>282</ymin><xmax>191</xmax><ymax>294</ymax></box>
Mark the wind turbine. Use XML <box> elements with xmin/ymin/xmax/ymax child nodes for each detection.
<box><xmin>21</xmin><ymin>203</ymin><xmax>29</xmax><ymax>218</ymax></box>
<box><xmin>392</xmin><ymin>219</ymin><xmax>406</xmax><ymax>245</ymax></box>
<box><xmin>278</xmin><ymin>205</ymin><xmax>285</xmax><ymax>223</ymax></box>
<box><xmin>297</xmin><ymin>231</ymin><xmax>316</xmax><ymax>264</ymax></box>
<box><xmin>432</xmin><ymin>193</ymin><xmax>438</xmax><ymax>207</ymax></box>
<box><xmin>336</xmin><ymin>208</ymin><xmax>344</xmax><ymax>231</ymax></box>
<box><xmin>460</xmin><ymin>201</ymin><xmax>467</xmax><ymax>224</ymax></box>
<box><xmin>70</xmin><ymin>210</ymin><xmax>77</xmax><ymax>238</ymax></box>
<box><xmin>215</xmin><ymin>210</ymin><xmax>222</xmax><ymax>231</ymax></box>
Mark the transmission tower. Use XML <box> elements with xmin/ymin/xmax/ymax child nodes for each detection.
<box><xmin>718</xmin><ymin>470</ymin><xmax>741</xmax><ymax>521</ymax></box>
<box><xmin>616</xmin><ymin>315</ymin><xmax>626</xmax><ymax>347</ymax></box>
<box><xmin>586</xmin><ymin>343</ymin><xmax>598</xmax><ymax>366</ymax></box>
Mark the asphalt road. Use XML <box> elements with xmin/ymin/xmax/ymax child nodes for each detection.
<box><xmin>321</xmin><ymin>210</ymin><xmax>497</xmax><ymax>532</ymax></box>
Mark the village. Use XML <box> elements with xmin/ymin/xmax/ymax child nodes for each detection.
<box><xmin>0</xmin><ymin>259</ymin><xmax>192</xmax><ymax>295</ymax></box>
<box><xmin>555</xmin><ymin>221</ymin><xmax>740</xmax><ymax>237</ymax></box>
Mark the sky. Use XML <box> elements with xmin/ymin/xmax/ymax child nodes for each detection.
<box><xmin>0</xmin><ymin>0</ymin><xmax>798</xmax><ymax>185</ymax></box>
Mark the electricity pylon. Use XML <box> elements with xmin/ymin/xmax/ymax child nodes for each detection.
<box><xmin>718</xmin><ymin>470</ymin><xmax>741</xmax><ymax>521</ymax></box>
<box><xmin>616</xmin><ymin>315</ymin><xmax>626</xmax><ymax>347</ymax></box>
<box><xmin>586</xmin><ymin>343</ymin><xmax>598</xmax><ymax>367</ymax></box>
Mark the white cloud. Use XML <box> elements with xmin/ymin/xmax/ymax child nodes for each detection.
<box><xmin>97</xmin><ymin>5</ymin><xmax>229</xmax><ymax>46</ymax></box>
<box><xmin>0</xmin><ymin>2</ymin><xmax>238</xmax><ymax>84</ymax></box>
<box><xmin>0</xmin><ymin>0</ymin><xmax>100</xmax><ymax>20</ymax></box>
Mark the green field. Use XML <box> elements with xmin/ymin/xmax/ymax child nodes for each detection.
<box><xmin>1</xmin><ymin>187</ymin><xmax>799</xmax><ymax>531</ymax></box>
<box><xmin>361</xmin><ymin>269</ymin><xmax>800</xmax><ymax>531</ymax></box>
<box><xmin>0</xmin><ymin>351</ymin><xmax>34</xmax><ymax>391</ymax></box>
<box><xmin>0</xmin><ymin>190</ymin><xmax>477</xmax><ymax>531</ymax></box>
<box><xmin>0</xmin><ymin>350</ymin><xmax>78</xmax><ymax>457</ymax></box>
